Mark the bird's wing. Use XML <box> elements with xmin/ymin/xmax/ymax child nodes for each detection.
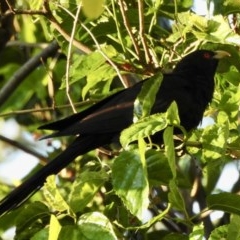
<box><xmin>39</xmin><ymin>81</ymin><xmax>144</xmax><ymax>138</ymax></box>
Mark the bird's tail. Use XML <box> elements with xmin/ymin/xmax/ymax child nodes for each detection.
<box><xmin>0</xmin><ymin>135</ymin><xmax>105</xmax><ymax>216</ymax></box>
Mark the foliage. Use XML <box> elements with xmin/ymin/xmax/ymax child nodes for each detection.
<box><xmin>0</xmin><ymin>0</ymin><xmax>240</xmax><ymax>239</ymax></box>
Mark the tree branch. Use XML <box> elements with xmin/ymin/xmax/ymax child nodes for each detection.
<box><xmin>0</xmin><ymin>40</ymin><xmax>59</xmax><ymax>108</ymax></box>
<box><xmin>0</xmin><ymin>134</ymin><xmax>47</xmax><ymax>163</ymax></box>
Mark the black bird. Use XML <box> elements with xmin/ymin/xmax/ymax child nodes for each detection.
<box><xmin>0</xmin><ymin>50</ymin><xmax>229</xmax><ymax>216</ymax></box>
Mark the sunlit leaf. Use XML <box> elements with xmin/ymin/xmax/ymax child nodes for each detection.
<box><xmin>209</xmin><ymin>225</ymin><xmax>228</xmax><ymax>240</ymax></box>
<box><xmin>112</xmin><ymin>150</ymin><xmax>149</xmax><ymax>220</ymax></box>
<box><xmin>134</xmin><ymin>73</ymin><xmax>163</xmax><ymax>120</ymax></box>
<box><xmin>49</xmin><ymin>215</ymin><xmax>61</xmax><ymax>240</ymax></box>
<box><xmin>69</xmin><ymin>170</ymin><xmax>108</xmax><ymax>212</ymax></box>
<box><xmin>43</xmin><ymin>175</ymin><xmax>70</xmax><ymax>213</ymax></box>
<box><xmin>120</xmin><ymin>113</ymin><xmax>167</xmax><ymax>147</ymax></box>
<box><xmin>82</xmin><ymin>0</ymin><xmax>105</xmax><ymax>19</ymax></box>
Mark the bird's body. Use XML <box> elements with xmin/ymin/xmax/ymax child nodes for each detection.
<box><xmin>0</xmin><ymin>50</ymin><xmax>229</xmax><ymax>216</ymax></box>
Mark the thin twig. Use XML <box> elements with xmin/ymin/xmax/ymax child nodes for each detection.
<box><xmin>5</xmin><ymin>0</ymin><xmax>92</xmax><ymax>54</ymax></box>
<box><xmin>5</xmin><ymin>0</ymin><xmax>47</xmax><ymax>16</ymax></box>
<box><xmin>6</xmin><ymin>41</ymin><xmax>48</xmax><ymax>48</ymax></box>
<box><xmin>106</xmin><ymin>2</ymin><xmax>126</xmax><ymax>54</ymax></box>
<box><xmin>40</xmin><ymin>52</ymin><xmax>61</xmax><ymax>109</ymax></box>
<box><xmin>0</xmin><ymin>100</ymin><xmax>95</xmax><ymax>118</ymax></box>
<box><xmin>44</xmin><ymin>1</ymin><xmax>92</xmax><ymax>54</ymax></box>
<box><xmin>58</xmin><ymin>4</ymin><xmax>127</xmax><ymax>88</ymax></box>
<box><xmin>80</xmin><ymin>21</ymin><xmax>127</xmax><ymax>88</ymax></box>
<box><xmin>65</xmin><ymin>4</ymin><xmax>82</xmax><ymax>113</ymax></box>
<box><xmin>0</xmin><ymin>134</ymin><xmax>48</xmax><ymax>163</ymax></box>
<box><xmin>118</xmin><ymin>0</ymin><xmax>140</xmax><ymax>59</ymax></box>
<box><xmin>0</xmin><ymin>40</ymin><xmax>59</xmax><ymax>108</ymax></box>
<box><xmin>138</xmin><ymin>0</ymin><xmax>152</xmax><ymax>64</ymax></box>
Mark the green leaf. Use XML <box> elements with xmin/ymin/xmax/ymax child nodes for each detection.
<box><xmin>112</xmin><ymin>150</ymin><xmax>149</xmax><ymax>220</ymax></box>
<box><xmin>15</xmin><ymin>202</ymin><xmax>49</xmax><ymax>228</ymax></box>
<box><xmin>204</xmin><ymin>161</ymin><xmax>224</xmax><ymax>194</ymax></box>
<box><xmin>31</xmin><ymin>228</ymin><xmax>49</xmax><ymax>240</ymax></box>
<box><xmin>124</xmin><ymin>203</ymin><xmax>171</xmax><ymax>230</ymax></box>
<box><xmin>62</xmin><ymin>51</ymin><xmax>116</xmax><ymax>99</ymax></box>
<box><xmin>207</xmin><ymin>193</ymin><xmax>240</xmax><ymax>215</ymax></box>
<box><xmin>77</xmin><ymin>212</ymin><xmax>117</xmax><ymax>240</ymax></box>
<box><xmin>58</xmin><ymin>213</ymin><xmax>117</xmax><ymax>240</ymax></box>
<box><xmin>69</xmin><ymin>170</ymin><xmax>108</xmax><ymax>212</ymax></box>
<box><xmin>133</xmin><ymin>73</ymin><xmax>163</xmax><ymax>120</ymax></box>
<box><xmin>82</xmin><ymin>0</ymin><xmax>105</xmax><ymax>19</ymax></box>
<box><xmin>189</xmin><ymin>224</ymin><xmax>204</xmax><ymax>240</ymax></box>
<box><xmin>27</xmin><ymin>0</ymin><xmax>43</xmax><ymax>10</ymax></box>
<box><xmin>43</xmin><ymin>175</ymin><xmax>70</xmax><ymax>213</ymax></box>
<box><xmin>199</xmin><ymin>122</ymin><xmax>229</xmax><ymax>192</ymax></box>
<box><xmin>83</xmin><ymin>63</ymin><xmax>116</xmax><ymax>98</ymax></box>
<box><xmin>209</xmin><ymin>225</ymin><xmax>228</xmax><ymax>240</ymax></box>
<box><xmin>163</xmin><ymin>126</ymin><xmax>176</xmax><ymax>178</ymax></box>
<box><xmin>214</xmin><ymin>0</ymin><xmax>240</xmax><ymax>15</ymax></box>
<box><xmin>49</xmin><ymin>215</ymin><xmax>61</xmax><ymax>240</ymax></box>
<box><xmin>14</xmin><ymin>202</ymin><xmax>50</xmax><ymax>239</ymax></box>
<box><xmin>196</xmin><ymin>15</ymin><xmax>240</xmax><ymax>45</ymax></box>
<box><xmin>58</xmin><ymin>226</ymin><xmax>82</xmax><ymax>240</ymax></box>
<box><xmin>227</xmin><ymin>214</ymin><xmax>240</xmax><ymax>240</ymax></box>
<box><xmin>120</xmin><ymin>113</ymin><xmax>167</xmax><ymax>147</ymax></box>
<box><xmin>220</xmin><ymin>71</ymin><xmax>240</xmax><ymax>87</ymax></box>
<box><xmin>146</xmin><ymin>149</ymin><xmax>173</xmax><ymax>185</ymax></box>
<box><xmin>162</xmin><ymin>233</ymin><xmax>189</xmax><ymax>240</ymax></box>
<box><xmin>201</xmin><ymin>123</ymin><xmax>228</xmax><ymax>162</ymax></box>
<box><xmin>218</xmin><ymin>89</ymin><xmax>240</xmax><ymax>124</ymax></box>
<box><xmin>166</xmin><ymin>101</ymin><xmax>180</xmax><ymax>126</ymax></box>
<box><xmin>168</xmin><ymin>180</ymin><xmax>187</xmax><ymax>215</ymax></box>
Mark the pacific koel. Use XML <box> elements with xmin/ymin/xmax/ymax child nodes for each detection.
<box><xmin>0</xmin><ymin>49</ymin><xmax>229</xmax><ymax>216</ymax></box>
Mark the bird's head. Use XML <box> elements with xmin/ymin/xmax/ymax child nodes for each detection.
<box><xmin>173</xmin><ymin>50</ymin><xmax>230</xmax><ymax>77</ymax></box>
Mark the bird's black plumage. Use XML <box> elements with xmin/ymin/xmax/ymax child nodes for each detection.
<box><xmin>0</xmin><ymin>50</ymin><xmax>229</xmax><ymax>216</ymax></box>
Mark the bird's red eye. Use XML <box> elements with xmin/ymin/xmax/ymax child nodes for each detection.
<box><xmin>203</xmin><ymin>53</ymin><xmax>211</xmax><ymax>59</ymax></box>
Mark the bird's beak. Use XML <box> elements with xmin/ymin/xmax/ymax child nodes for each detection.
<box><xmin>213</xmin><ymin>50</ymin><xmax>231</xmax><ymax>59</ymax></box>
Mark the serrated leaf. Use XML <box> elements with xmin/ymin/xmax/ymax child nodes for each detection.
<box><xmin>83</xmin><ymin>63</ymin><xmax>116</xmax><ymax>98</ymax></box>
<box><xmin>134</xmin><ymin>73</ymin><xmax>163</xmax><ymax>120</ymax></box>
<box><xmin>78</xmin><ymin>212</ymin><xmax>117</xmax><ymax>240</ymax></box>
<box><xmin>218</xmin><ymin>89</ymin><xmax>240</xmax><ymax>123</ymax></box>
<box><xmin>43</xmin><ymin>175</ymin><xmax>70</xmax><ymax>213</ymax></box>
<box><xmin>120</xmin><ymin>113</ymin><xmax>167</xmax><ymax>147</ymax></box>
<box><xmin>59</xmin><ymin>213</ymin><xmax>117</xmax><ymax>240</ymax></box>
<box><xmin>66</xmin><ymin>52</ymin><xmax>105</xmax><ymax>83</ymax></box>
<box><xmin>69</xmin><ymin>170</ymin><xmax>108</xmax><ymax>212</ymax></box>
<box><xmin>209</xmin><ymin>225</ymin><xmax>228</xmax><ymax>240</ymax></box>
<box><xmin>112</xmin><ymin>150</ymin><xmax>149</xmax><ymax>220</ymax></box>
<box><xmin>207</xmin><ymin>193</ymin><xmax>240</xmax><ymax>215</ymax></box>
<box><xmin>201</xmin><ymin>123</ymin><xmax>228</xmax><ymax>162</ymax></box>
<box><xmin>193</xmin><ymin>15</ymin><xmax>240</xmax><ymax>45</ymax></box>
